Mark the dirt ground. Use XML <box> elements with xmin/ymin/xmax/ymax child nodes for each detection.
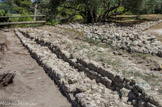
<box><xmin>147</xmin><ymin>23</ymin><xmax>162</xmax><ymax>42</ymax></box>
<box><xmin>0</xmin><ymin>30</ymin><xmax>71</xmax><ymax>107</ymax></box>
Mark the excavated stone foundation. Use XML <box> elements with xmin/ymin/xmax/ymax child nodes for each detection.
<box><xmin>15</xmin><ymin>28</ymin><xmax>162</xmax><ymax>107</ymax></box>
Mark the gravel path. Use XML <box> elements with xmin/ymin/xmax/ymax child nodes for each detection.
<box><xmin>0</xmin><ymin>30</ymin><xmax>71</xmax><ymax>107</ymax></box>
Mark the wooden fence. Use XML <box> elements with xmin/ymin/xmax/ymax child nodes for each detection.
<box><xmin>0</xmin><ymin>15</ymin><xmax>46</xmax><ymax>26</ymax></box>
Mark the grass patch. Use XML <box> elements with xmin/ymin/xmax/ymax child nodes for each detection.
<box><xmin>122</xmin><ymin>70</ymin><xmax>133</xmax><ymax>75</ymax></box>
<box><xmin>134</xmin><ymin>53</ymin><xmax>152</xmax><ymax>59</ymax></box>
<box><xmin>76</xmin><ymin>43</ymin><xmax>89</xmax><ymax>51</ymax></box>
<box><xmin>98</xmin><ymin>34</ymin><xmax>104</xmax><ymax>40</ymax></box>
<box><xmin>115</xmin><ymin>69</ymin><xmax>134</xmax><ymax>75</ymax></box>
<box><xmin>100</xmin><ymin>57</ymin><xmax>121</xmax><ymax>67</ymax></box>
<box><xmin>101</xmin><ymin>41</ymin><xmax>113</xmax><ymax>48</ymax></box>
<box><xmin>158</xmin><ymin>89</ymin><xmax>162</xmax><ymax>94</ymax></box>
<box><xmin>96</xmin><ymin>50</ymin><xmax>107</xmax><ymax>57</ymax></box>
<box><xmin>66</xmin><ymin>43</ymin><xmax>73</xmax><ymax>49</ymax></box>
<box><xmin>87</xmin><ymin>51</ymin><xmax>97</xmax><ymax>60</ymax></box>
<box><xmin>87</xmin><ymin>37</ymin><xmax>100</xmax><ymax>45</ymax></box>
<box><xmin>133</xmin><ymin>71</ymin><xmax>159</xmax><ymax>86</ymax></box>
<box><xmin>0</xmin><ymin>67</ymin><xmax>3</xmax><ymax>70</ymax></box>
<box><xmin>151</xmin><ymin>74</ymin><xmax>159</xmax><ymax>79</ymax></box>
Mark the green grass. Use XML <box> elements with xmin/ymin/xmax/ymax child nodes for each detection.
<box><xmin>76</xmin><ymin>43</ymin><xmax>89</xmax><ymax>51</ymax></box>
<box><xmin>99</xmin><ymin>57</ymin><xmax>121</xmax><ymax>67</ymax></box>
<box><xmin>86</xmin><ymin>37</ymin><xmax>100</xmax><ymax>45</ymax></box>
<box><xmin>120</xmin><ymin>70</ymin><xmax>134</xmax><ymax>75</ymax></box>
<box><xmin>134</xmin><ymin>53</ymin><xmax>152</xmax><ymax>59</ymax></box>
<box><xmin>105</xmin><ymin>41</ymin><xmax>113</xmax><ymax>48</ymax></box>
<box><xmin>74</xmin><ymin>15</ymin><xmax>83</xmax><ymax>20</ymax></box>
<box><xmin>98</xmin><ymin>34</ymin><xmax>104</xmax><ymax>40</ymax></box>
<box><xmin>87</xmin><ymin>51</ymin><xmax>97</xmax><ymax>60</ymax></box>
<box><xmin>133</xmin><ymin>71</ymin><xmax>160</xmax><ymax>86</ymax></box>
<box><xmin>96</xmin><ymin>50</ymin><xmax>107</xmax><ymax>57</ymax></box>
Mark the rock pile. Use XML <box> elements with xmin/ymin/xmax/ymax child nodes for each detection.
<box><xmin>57</xmin><ymin>20</ymin><xmax>162</xmax><ymax>57</ymax></box>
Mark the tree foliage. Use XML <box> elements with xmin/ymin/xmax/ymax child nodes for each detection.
<box><xmin>0</xmin><ymin>9</ymin><xmax>5</xmax><ymax>16</ymax></box>
<box><xmin>4</xmin><ymin>0</ymin><xmax>32</xmax><ymax>14</ymax></box>
<box><xmin>0</xmin><ymin>2</ymin><xmax>12</xmax><ymax>13</ymax></box>
<box><xmin>154</xmin><ymin>0</ymin><xmax>162</xmax><ymax>13</ymax></box>
<box><xmin>40</xmin><ymin>0</ymin><xmax>161</xmax><ymax>23</ymax></box>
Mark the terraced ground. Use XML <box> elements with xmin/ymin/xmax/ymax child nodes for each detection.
<box><xmin>0</xmin><ymin>20</ymin><xmax>162</xmax><ymax>107</ymax></box>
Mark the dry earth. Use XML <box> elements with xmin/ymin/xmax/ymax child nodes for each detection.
<box><xmin>148</xmin><ymin>23</ymin><xmax>162</xmax><ymax>42</ymax></box>
<box><xmin>0</xmin><ymin>30</ymin><xmax>71</xmax><ymax>107</ymax></box>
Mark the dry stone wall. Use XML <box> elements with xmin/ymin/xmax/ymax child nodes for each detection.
<box><xmin>57</xmin><ymin>20</ymin><xmax>162</xmax><ymax>57</ymax></box>
<box><xmin>15</xmin><ymin>29</ymin><xmax>133</xmax><ymax>107</ymax></box>
<box><xmin>15</xmin><ymin>28</ymin><xmax>162</xmax><ymax>107</ymax></box>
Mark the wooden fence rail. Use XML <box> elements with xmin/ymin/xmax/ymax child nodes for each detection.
<box><xmin>0</xmin><ymin>21</ymin><xmax>46</xmax><ymax>26</ymax></box>
<box><xmin>0</xmin><ymin>15</ymin><xmax>46</xmax><ymax>26</ymax></box>
<box><xmin>0</xmin><ymin>15</ymin><xmax>46</xmax><ymax>18</ymax></box>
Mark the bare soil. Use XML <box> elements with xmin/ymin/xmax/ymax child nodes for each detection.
<box><xmin>0</xmin><ymin>30</ymin><xmax>71</xmax><ymax>107</ymax></box>
<box><xmin>116</xmin><ymin>14</ymin><xmax>162</xmax><ymax>24</ymax></box>
<box><xmin>147</xmin><ymin>23</ymin><xmax>162</xmax><ymax>42</ymax></box>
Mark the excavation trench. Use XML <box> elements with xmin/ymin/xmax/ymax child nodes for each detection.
<box><xmin>15</xmin><ymin>29</ymin><xmax>162</xmax><ymax>107</ymax></box>
<box><xmin>0</xmin><ymin>30</ymin><xmax>72</xmax><ymax>107</ymax></box>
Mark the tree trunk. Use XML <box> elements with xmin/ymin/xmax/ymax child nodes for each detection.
<box><xmin>85</xmin><ymin>6</ymin><xmax>98</xmax><ymax>23</ymax></box>
<box><xmin>93</xmin><ymin>9</ymin><xmax>97</xmax><ymax>23</ymax></box>
<box><xmin>34</xmin><ymin>0</ymin><xmax>38</xmax><ymax>21</ymax></box>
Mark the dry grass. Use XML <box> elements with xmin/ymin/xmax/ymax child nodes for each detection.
<box><xmin>115</xmin><ymin>14</ymin><xmax>162</xmax><ymax>24</ymax></box>
<box><xmin>118</xmin><ymin>14</ymin><xmax>162</xmax><ymax>19</ymax></box>
<box><xmin>149</xmin><ymin>23</ymin><xmax>162</xmax><ymax>30</ymax></box>
<box><xmin>140</xmin><ymin>14</ymin><xmax>162</xmax><ymax>20</ymax></box>
<box><xmin>146</xmin><ymin>16</ymin><xmax>162</xmax><ymax>42</ymax></box>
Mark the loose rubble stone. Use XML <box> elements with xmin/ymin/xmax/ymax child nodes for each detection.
<box><xmin>57</xmin><ymin>20</ymin><xmax>162</xmax><ymax>57</ymax></box>
<box><xmin>15</xmin><ymin>25</ymin><xmax>162</xmax><ymax>107</ymax></box>
<box><xmin>15</xmin><ymin>30</ymin><xmax>134</xmax><ymax>107</ymax></box>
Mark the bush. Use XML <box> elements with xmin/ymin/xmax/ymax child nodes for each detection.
<box><xmin>0</xmin><ymin>9</ymin><xmax>8</xmax><ymax>23</ymax></box>
<box><xmin>46</xmin><ymin>19</ymin><xmax>59</xmax><ymax>26</ymax></box>
<box><xmin>0</xmin><ymin>9</ymin><xmax>5</xmax><ymax>16</ymax></box>
<box><xmin>119</xmin><ymin>6</ymin><xmax>133</xmax><ymax>15</ymax></box>
<box><xmin>18</xmin><ymin>11</ymin><xmax>33</xmax><ymax>22</ymax></box>
<box><xmin>9</xmin><ymin>11</ymin><xmax>34</xmax><ymax>27</ymax></box>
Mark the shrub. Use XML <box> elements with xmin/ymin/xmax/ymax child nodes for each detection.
<box><xmin>0</xmin><ymin>9</ymin><xmax>5</xmax><ymax>16</ymax></box>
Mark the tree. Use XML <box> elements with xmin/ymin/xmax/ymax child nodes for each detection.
<box><xmin>0</xmin><ymin>9</ymin><xmax>5</xmax><ymax>16</ymax></box>
<box><xmin>34</xmin><ymin>0</ymin><xmax>38</xmax><ymax>21</ymax></box>
<box><xmin>0</xmin><ymin>9</ymin><xmax>8</xmax><ymax>23</ymax></box>
<box><xmin>4</xmin><ymin>0</ymin><xmax>32</xmax><ymax>14</ymax></box>
<box><xmin>0</xmin><ymin>2</ymin><xmax>12</xmax><ymax>13</ymax></box>
<box><xmin>154</xmin><ymin>0</ymin><xmax>162</xmax><ymax>13</ymax></box>
<box><xmin>41</xmin><ymin>0</ymin><xmax>161</xmax><ymax>23</ymax></box>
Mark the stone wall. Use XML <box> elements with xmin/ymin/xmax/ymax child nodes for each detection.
<box><xmin>15</xmin><ymin>30</ymin><xmax>133</xmax><ymax>107</ymax></box>
<box><xmin>16</xmin><ymin>29</ymin><xmax>162</xmax><ymax>107</ymax></box>
<box><xmin>57</xmin><ymin>20</ymin><xmax>162</xmax><ymax>57</ymax></box>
